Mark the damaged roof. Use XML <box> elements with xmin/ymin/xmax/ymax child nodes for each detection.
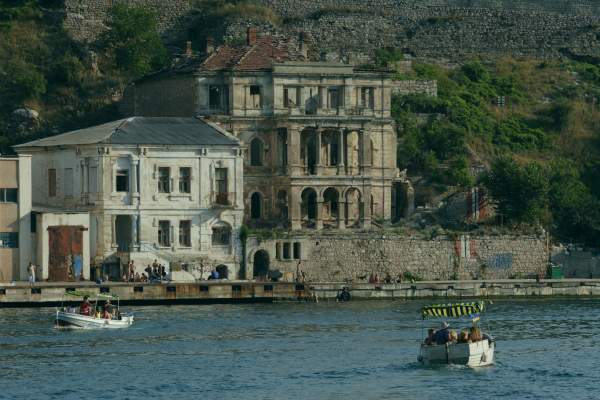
<box><xmin>15</xmin><ymin>117</ymin><xmax>238</xmax><ymax>148</ymax></box>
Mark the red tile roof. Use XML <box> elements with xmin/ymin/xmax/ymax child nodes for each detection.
<box><xmin>199</xmin><ymin>35</ymin><xmax>306</xmax><ymax>72</ymax></box>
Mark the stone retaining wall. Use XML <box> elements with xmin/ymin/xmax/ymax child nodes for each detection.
<box><xmin>245</xmin><ymin>233</ymin><xmax>548</xmax><ymax>282</ymax></box>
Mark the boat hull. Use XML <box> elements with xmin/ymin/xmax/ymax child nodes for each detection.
<box><xmin>418</xmin><ymin>339</ymin><xmax>495</xmax><ymax>367</ymax></box>
<box><xmin>55</xmin><ymin>311</ymin><xmax>134</xmax><ymax>329</ymax></box>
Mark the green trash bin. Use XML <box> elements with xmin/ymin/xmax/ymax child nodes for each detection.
<box><xmin>550</xmin><ymin>265</ymin><xmax>564</xmax><ymax>279</ymax></box>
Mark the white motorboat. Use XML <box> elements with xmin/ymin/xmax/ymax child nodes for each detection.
<box><xmin>417</xmin><ymin>301</ymin><xmax>495</xmax><ymax>367</ymax></box>
<box><xmin>55</xmin><ymin>291</ymin><xmax>134</xmax><ymax>329</ymax></box>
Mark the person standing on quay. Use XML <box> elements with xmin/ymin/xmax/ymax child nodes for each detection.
<box><xmin>28</xmin><ymin>262</ymin><xmax>36</xmax><ymax>285</ymax></box>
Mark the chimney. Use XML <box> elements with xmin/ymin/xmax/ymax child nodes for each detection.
<box><xmin>205</xmin><ymin>37</ymin><xmax>215</xmax><ymax>55</ymax></box>
<box><xmin>246</xmin><ymin>27</ymin><xmax>257</xmax><ymax>46</ymax></box>
<box><xmin>185</xmin><ymin>41</ymin><xmax>192</xmax><ymax>57</ymax></box>
<box><xmin>299</xmin><ymin>31</ymin><xmax>308</xmax><ymax>59</ymax></box>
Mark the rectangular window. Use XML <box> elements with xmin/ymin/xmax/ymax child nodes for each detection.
<box><xmin>209</xmin><ymin>85</ymin><xmax>222</xmax><ymax>109</ymax></box>
<box><xmin>215</xmin><ymin>168</ymin><xmax>228</xmax><ymax>205</ymax></box>
<box><xmin>360</xmin><ymin>87</ymin><xmax>374</xmax><ymax>108</ymax></box>
<box><xmin>283</xmin><ymin>242</ymin><xmax>291</xmax><ymax>260</ymax></box>
<box><xmin>293</xmin><ymin>242</ymin><xmax>301</xmax><ymax>259</ymax></box>
<box><xmin>0</xmin><ymin>188</ymin><xmax>18</xmax><ymax>203</ymax></box>
<box><xmin>48</xmin><ymin>168</ymin><xmax>56</xmax><ymax>197</ymax></box>
<box><xmin>276</xmin><ymin>242</ymin><xmax>282</xmax><ymax>260</ymax></box>
<box><xmin>30</xmin><ymin>213</ymin><xmax>37</xmax><ymax>233</ymax></box>
<box><xmin>211</xmin><ymin>225</ymin><xmax>231</xmax><ymax>246</ymax></box>
<box><xmin>158</xmin><ymin>167</ymin><xmax>170</xmax><ymax>193</ymax></box>
<box><xmin>116</xmin><ymin>169</ymin><xmax>129</xmax><ymax>192</ymax></box>
<box><xmin>179</xmin><ymin>167</ymin><xmax>191</xmax><ymax>194</ymax></box>
<box><xmin>88</xmin><ymin>166</ymin><xmax>97</xmax><ymax>193</ymax></box>
<box><xmin>179</xmin><ymin>220</ymin><xmax>191</xmax><ymax>247</ymax></box>
<box><xmin>283</xmin><ymin>86</ymin><xmax>300</xmax><ymax>107</ymax></box>
<box><xmin>249</xmin><ymin>85</ymin><xmax>261</xmax><ymax>108</ymax></box>
<box><xmin>328</xmin><ymin>87</ymin><xmax>342</xmax><ymax>108</ymax></box>
<box><xmin>64</xmin><ymin>168</ymin><xmax>73</xmax><ymax>197</ymax></box>
<box><xmin>158</xmin><ymin>220</ymin><xmax>170</xmax><ymax>247</ymax></box>
<box><xmin>0</xmin><ymin>232</ymin><xmax>18</xmax><ymax>248</ymax></box>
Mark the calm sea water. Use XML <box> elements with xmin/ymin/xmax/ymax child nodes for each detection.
<box><xmin>1</xmin><ymin>298</ymin><xmax>599</xmax><ymax>400</ymax></box>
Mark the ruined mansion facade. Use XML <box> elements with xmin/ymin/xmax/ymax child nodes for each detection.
<box><xmin>122</xmin><ymin>31</ymin><xmax>412</xmax><ymax>230</ymax></box>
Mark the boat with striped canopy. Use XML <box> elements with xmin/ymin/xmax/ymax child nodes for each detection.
<box><xmin>418</xmin><ymin>301</ymin><xmax>495</xmax><ymax>367</ymax></box>
<box><xmin>55</xmin><ymin>291</ymin><xmax>134</xmax><ymax>329</ymax></box>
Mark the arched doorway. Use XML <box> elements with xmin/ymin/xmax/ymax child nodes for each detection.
<box><xmin>301</xmin><ymin>188</ymin><xmax>317</xmax><ymax>228</ymax></box>
<box><xmin>250</xmin><ymin>192</ymin><xmax>262</xmax><ymax>219</ymax></box>
<box><xmin>322</xmin><ymin>187</ymin><xmax>339</xmax><ymax>228</ymax></box>
<box><xmin>345</xmin><ymin>187</ymin><xmax>362</xmax><ymax>228</ymax></box>
<box><xmin>215</xmin><ymin>264</ymin><xmax>229</xmax><ymax>279</ymax></box>
<box><xmin>253</xmin><ymin>250</ymin><xmax>269</xmax><ymax>279</ymax></box>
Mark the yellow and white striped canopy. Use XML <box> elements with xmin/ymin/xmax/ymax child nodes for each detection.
<box><xmin>421</xmin><ymin>301</ymin><xmax>485</xmax><ymax>319</ymax></box>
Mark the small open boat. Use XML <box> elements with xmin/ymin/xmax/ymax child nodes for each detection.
<box><xmin>417</xmin><ymin>301</ymin><xmax>495</xmax><ymax>367</ymax></box>
<box><xmin>55</xmin><ymin>291</ymin><xmax>134</xmax><ymax>329</ymax></box>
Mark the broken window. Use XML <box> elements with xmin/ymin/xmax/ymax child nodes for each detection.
<box><xmin>360</xmin><ymin>87</ymin><xmax>374</xmax><ymax>108</ymax></box>
<box><xmin>283</xmin><ymin>86</ymin><xmax>300</xmax><ymax>107</ymax></box>
<box><xmin>48</xmin><ymin>168</ymin><xmax>56</xmax><ymax>197</ymax></box>
<box><xmin>116</xmin><ymin>169</ymin><xmax>129</xmax><ymax>192</ymax></box>
<box><xmin>179</xmin><ymin>167</ymin><xmax>191</xmax><ymax>193</ymax></box>
<box><xmin>158</xmin><ymin>167</ymin><xmax>170</xmax><ymax>193</ymax></box>
<box><xmin>179</xmin><ymin>220</ymin><xmax>191</xmax><ymax>247</ymax></box>
<box><xmin>328</xmin><ymin>87</ymin><xmax>343</xmax><ymax>108</ymax></box>
<box><xmin>293</xmin><ymin>242</ymin><xmax>301</xmax><ymax>259</ymax></box>
<box><xmin>212</xmin><ymin>224</ymin><xmax>231</xmax><ymax>246</ymax></box>
<box><xmin>249</xmin><ymin>85</ymin><xmax>261</xmax><ymax>108</ymax></box>
<box><xmin>158</xmin><ymin>220</ymin><xmax>170</xmax><ymax>247</ymax></box>
<box><xmin>250</xmin><ymin>138</ymin><xmax>263</xmax><ymax>166</ymax></box>
<box><xmin>209</xmin><ymin>85</ymin><xmax>222</xmax><ymax>109</ymax></box>
<box><xmin>215</xmin><ymin>168</ymin><xmax>228</xmax><ymax>205</ymax></box>
<box><xmin>277</xmin><ymin>128</ymin><xmax>287</xmax><ymax>167</ymax></box>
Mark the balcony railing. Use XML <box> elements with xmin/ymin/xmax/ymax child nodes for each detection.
<box><xmin>212</xmin><ymin>192</ymin><xmax>235</xmax><ymax>207</ymax></box>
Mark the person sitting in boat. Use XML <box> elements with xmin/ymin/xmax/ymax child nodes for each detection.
<box><xmin>79</xmin><ymin>296</ymin><xmax>91</xmax><ymax>316</ymax></box>
<box><xmin>458</xmin><ymin>330</ymin><xmax>470</xmax><ymax>344</ymax></box>
<box><xmin>102</xmin><ymin>300</ymin><xmax>113</xmax><ymax>319</ymax></box>
<box><xmin>449</xmin><ymin>330</ymin><xmax>458</xmax><ymax>343</ymax></box>
<box><xmin>434</xmin><ymin>322</ymin><xmax>451</xmax><ymax>345</ymax></box>
<box><xmin>469</xmin><ymin>326</ymin><xmax>482</xmax><ymax>342</ymax></box>
<box><xmin>425</xmin><ymin>328</ymin><xmax>435</xmax><ymax>345</ymax></box>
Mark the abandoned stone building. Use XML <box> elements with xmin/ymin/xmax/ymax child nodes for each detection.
<box><xmin>15</xmin><ymin>117</ymin><xmax>245</xmax><ymax>281</ymax></box>
<box><xmin>121</xmin><ymin>29</ymin><xmax>412</xmax><ymax>230</ymax></box>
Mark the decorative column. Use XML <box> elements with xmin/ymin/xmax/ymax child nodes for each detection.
<box><xmin>360</xmin><ymin>129</ymin><xmax>372</xmax><ymax>176</ymax></box>
<box><xmin>337</xmin><ymin>129</ymin><xmax>345</xmax><ymax>175</ymax></box>
<box><xmin>111</xmin><ymin>215</ymin><xmax>117</xmax><ymax>249</ymax></box>
<box><xmin>315</xmin><ymin>127</ymin><xmax>323</xmax><ymax>175</ymax></box>
<box><xmin>291</xmin><ymin>189</ymin><xmax>302</xmax><ymax>230</ymax></box>
<box><xmin>81</xmin><ymin>159</ymin><xmax>88</xmax><ymax>202</ymax></box>
<box><xmin>337</xmin><ymin>200</ymin><xmax>346</xmax><ymax>229</ymax></box>
<box><xmin>362</xmin><ymin>188</ymin><xmax>372</xmax><ymax>229</ymax></box>
<box><xmin>316</xmin><ymin>199</ymin><xmax>324</xmax><ymax>230</ymax></box>
<box><xmin>288</xmin><ymin>125</ymin><xmax>302</xmax><ymax>176</ymax></box>
<box><xmin>131</xmin><ymin>214</ymin><xmax>140</xmax><ymax>251</ymax></box>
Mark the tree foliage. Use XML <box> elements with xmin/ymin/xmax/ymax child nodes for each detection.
<box><xmin>101</xmin><ymin>4</ymin><xmax>168</xmax><ymax>78</ymax></box>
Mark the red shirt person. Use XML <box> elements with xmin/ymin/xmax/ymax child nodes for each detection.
<box><xmin>80</xmin><ymin>296</ymin><xmax>91</xmax><ymax>316</ymax></box>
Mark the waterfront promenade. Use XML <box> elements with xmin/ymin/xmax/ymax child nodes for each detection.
<box><xmin>1</xmin><ymin>279</ymin><xmax>600</xmax><ymax>307</ymax></box>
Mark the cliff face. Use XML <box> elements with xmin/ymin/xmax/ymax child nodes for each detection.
<box><xmin>63</xmin><ymin>0</ymin><xmax>600</xmax><ymax>61</ymax></box>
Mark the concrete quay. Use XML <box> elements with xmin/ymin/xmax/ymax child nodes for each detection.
<box><xmin>1</xmin><ymin>279</ymin><xmax>600</xmax><ymax>307</ymax></box>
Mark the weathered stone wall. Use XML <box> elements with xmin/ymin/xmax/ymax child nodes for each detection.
<box><xmin>63</xmin><ymin>0</ymin><xmax>193</xmax><ymax>42</ymax></box>
<box><xmin>246</xmin><ymin>233</ymin><xmax>548</xmax><ymax>282</ymax></box>
<box><xmin>63</xmin><ymin>0</ymin><xmax>600</xmax><ymax>61</ymax></box>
